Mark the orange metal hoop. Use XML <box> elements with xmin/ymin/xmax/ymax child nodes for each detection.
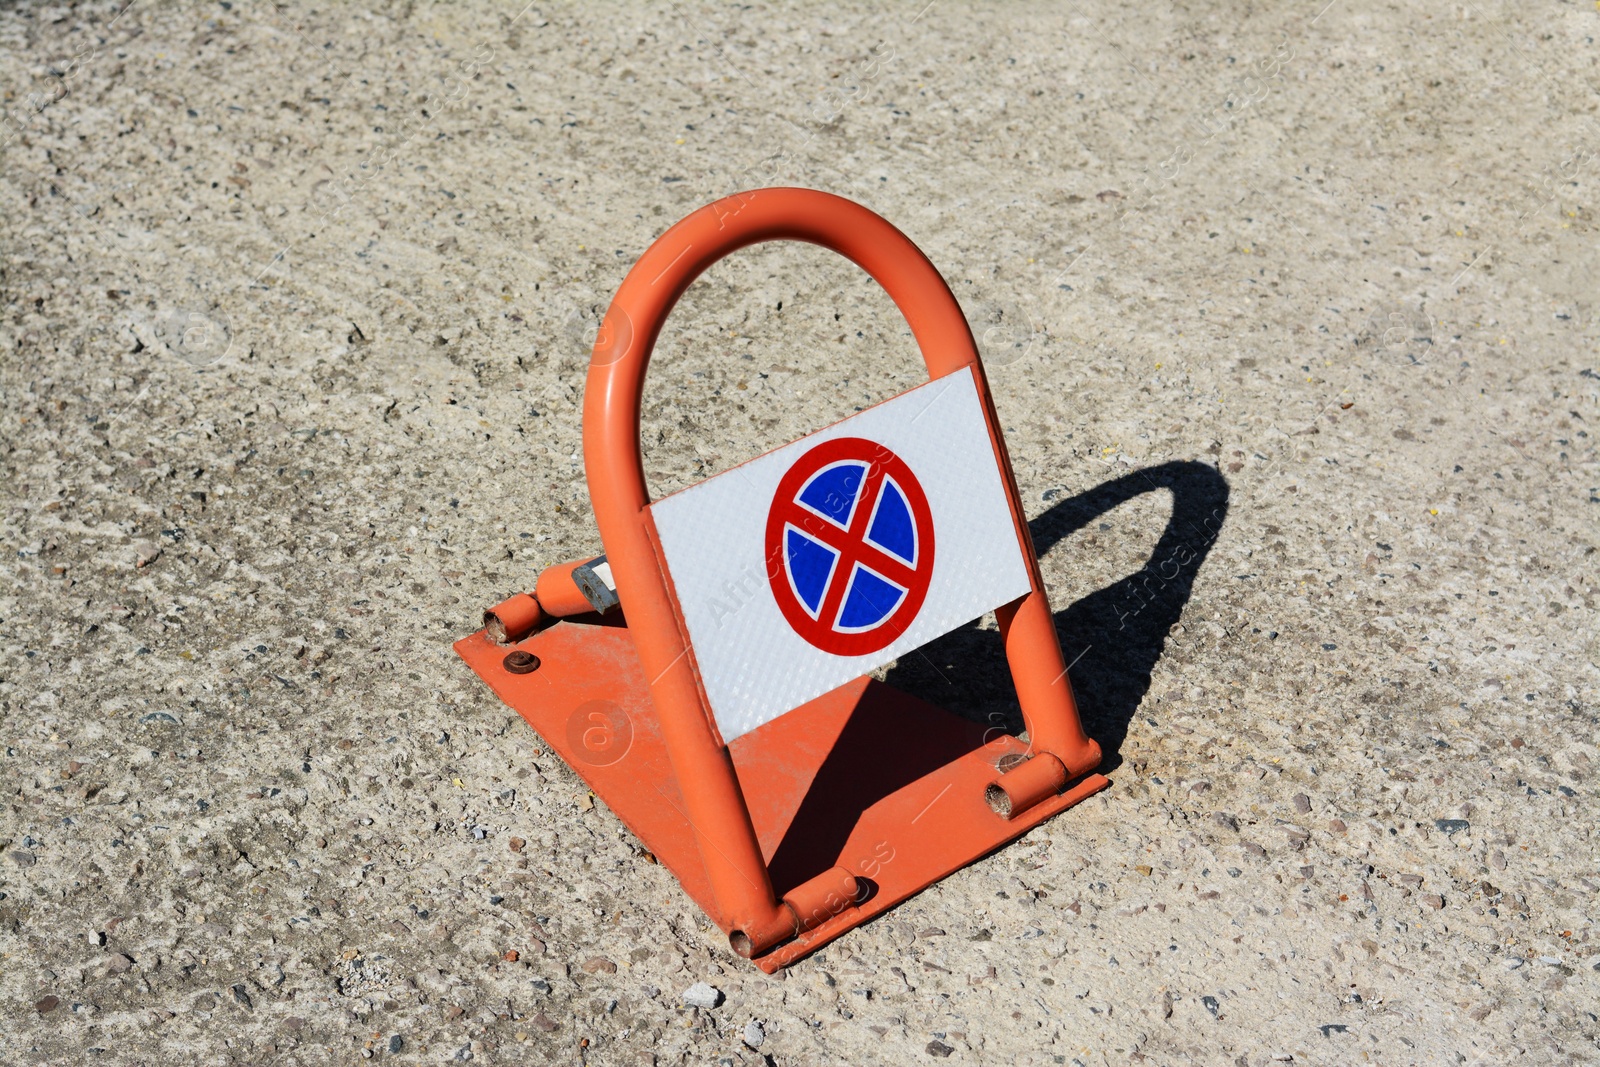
<box><xmin>584</xmin><ymin>188</ymin><xmax>1101</xmax><ymax>955</ymax></box>
<box><xmin>456</xmin><ymin>188</ymin><xmax>1106</xmax><ymax>971</ymax></box>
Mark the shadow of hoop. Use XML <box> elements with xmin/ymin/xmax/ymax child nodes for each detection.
<box><xmin>883</xmin><ymin>459</ymin><xmax>1232</xmax><ymax>770</ymax></box>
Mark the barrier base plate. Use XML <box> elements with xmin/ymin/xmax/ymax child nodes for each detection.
<box><xmin>455</xmin><ymin>616</ymin><xmax>1109</xmax><ymax>972</ymax></box>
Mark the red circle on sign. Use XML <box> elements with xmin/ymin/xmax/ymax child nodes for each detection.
<box><xmin>765</xmin><ymin>437</ymin><xmax>936</xmax><ymax>657</ymax></box>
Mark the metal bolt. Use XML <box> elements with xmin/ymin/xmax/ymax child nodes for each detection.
<box><xmin>503</xmin><ymin>650</ymin><xmax>540</xmax><ymax>674</ymax></box>
<box><xmin>994</xmin><ymin>752</ymin><xmax>1026</xmax><ymax>774</ymax></box>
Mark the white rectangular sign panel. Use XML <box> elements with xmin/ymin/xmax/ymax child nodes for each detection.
<box><xmin>648</xmin><ymin>366</ymin><xmax>1032</xmax><ymax>741</ymax></box>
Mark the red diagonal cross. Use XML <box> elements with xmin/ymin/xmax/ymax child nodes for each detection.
<box><xmin>774</xmin><ymin>460</ymin><xmax>918</xmax><ymax>627</ymax></box>
<box><xmin>765</xmin><ymin>437</ymin><xmax>936</xmax><ymax>657</ymax></box>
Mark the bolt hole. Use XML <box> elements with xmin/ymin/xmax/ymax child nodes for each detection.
<box><xmin>995</xmin><ymin>752</ymin><xmax>1026</xmax><ymax>774</ymax></box>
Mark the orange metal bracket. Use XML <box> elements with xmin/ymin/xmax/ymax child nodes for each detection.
<box><xmin>455</xmin><ymin>188</ymin><xmax>1107</xmax><ymax>970</ymax></box>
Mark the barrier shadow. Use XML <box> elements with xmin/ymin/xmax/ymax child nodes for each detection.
<box><xmin>882</xmin><ymin>459</ymin><xmax>1231</xmax><ymax>770</ymax></box>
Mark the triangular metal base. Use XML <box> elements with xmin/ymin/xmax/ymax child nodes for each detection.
<box><xmin>455</xmin><ymin>617</ymin><xmax>1109</xmax><ymax>971</ymax></box>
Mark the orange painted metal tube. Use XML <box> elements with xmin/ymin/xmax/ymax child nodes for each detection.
<box><xmin>729</xmin><ymin>865</ymin><xmax>860</xmax><ymax>958</ymax></box>
<box><xmin>582</xmin><ymin>188</ymin><xmax>1100</xmax><ymax>954</ymax></box>
<box><xmin>782</xmin><ymin>865</ymin><xmax>860</xmax><ymax>933</ymax></box>
<box><xmin>985</xmin><ymin>752</ymin><xmax>1068</xmax><ymax>819</ymax></box>
<box><xmin>484</xmin><ymin>592</ymin><xmax>544</xmax><ymax>644</ymax></box>
<box><xmin>534</xmin><ymin>560</ymin><xmax>594</xmax><ymax>618</ymax></box>
<box><xmin>997</xmin><ymin>593</ymin><xmax>1102</xmax><ymax>778</ymax></box>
